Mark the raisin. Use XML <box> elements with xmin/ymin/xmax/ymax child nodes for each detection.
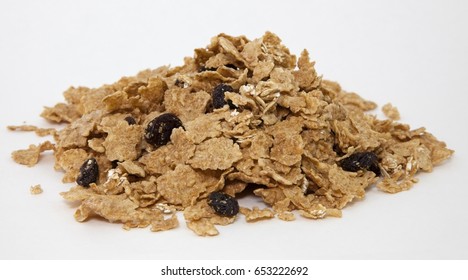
<box><xmin>368</xmin><ymin>161</ymin><xmax>381</xmax><ymax>176</ymax></box>
<box><xmin>212</xmin><ymin>84</ymin><xmax>234</xmax><ymax>109</ymax></box>
<box><xmin>207</xmin><ymin>192</ymin><xmax>239</xmax><ymax>217</ymax></box>
<box><xmin>76</xmin><ymin>158</ymin><xmax>99</xmax><ymax>187</ymax></box>
<box><xmin>339</xmin><ymin>152</ymin><xmax>381</xmax><ymax>175</ymax></box>
<box><xmin>144</xmin><ymin>113</ymin><xmax>183</xmax><ymax>146</ymax></box>
<box><xmin>124</xmin><ymin>116</ymin><xmax>136</xmax><ymax>125</ymax></box>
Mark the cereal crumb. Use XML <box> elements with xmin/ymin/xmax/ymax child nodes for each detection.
<box><xmin>30</xmin><ymin>184</ymin><xmax>43</xmax><ymax>195</ymax></box>
<box><xmin>8</xmin><ymin>125</ymin><xmax>57</xmax><ymax>137</ymax></box>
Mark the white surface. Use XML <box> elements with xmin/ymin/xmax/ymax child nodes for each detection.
<box><xmin>1</xmin><ymin>0</ymin><xmax>467</xmax><ymax>259</ymax></box>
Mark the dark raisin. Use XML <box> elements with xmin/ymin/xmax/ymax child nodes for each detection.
<box><xmin>340</xmin><ymin>152</ymin><xmax>380</xmax><ymax>175</ymax></box>
<box><xmin>212</xmin><ymin>84</ymin><xmax>234</xmax><ymax>109</ymax></box>
<box><xmin>124</xmin><ymin>116</ymin><xmax>136</xmax><ymax>125</ymax></box>
<box><xmin>76</xmin><ymin>158</ymin><xmax>99</xmax><ymax>187</ymax></box>
<box><xmin>207</xmin><ymin>192</ymin><xmax>239</xmax><ymax>217</ymax></box>
<box><xmin>144</xmin><ymin>113</ymin><xmax>183</xmax><ymax>146</ymax></box>
<box><xmin>368</xmin><ymin>161</ymin><xmax>381</xmax><ymax>176</ymax></box>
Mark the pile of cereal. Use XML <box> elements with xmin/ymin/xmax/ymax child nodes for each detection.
<box><xmin>10</xmin><ymin>32</ymin><xmax>453</xmax><ymax>236</ymax></box>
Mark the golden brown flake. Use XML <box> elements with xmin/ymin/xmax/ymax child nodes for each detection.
<box><xmin>11</xmin><ymin>141</ymin><xmax>54</xmax><ymax>167</ymax></box>
<box><xmin>61</xmin><ymin>185</ymin><xmax>94</xmax><ymax>201</ymax></box>
<box><xmin>156</xmin><ymin>164</ymin><xmax>218</xmax><ymax>207</ymax></box>
<box><xmin>87</xmin><ymin>138</ymin><xmax>105</xmax><ymax>153</ymax></box>
<box><xmin>299</xmin><ymin>204</ymin><xmax>342</xmax><ymax>219</ymax></box>
<box><xmin>163</xmin><ymin>88</ymin><xmax>211</xmax><ymax>122</ymax></box>
<box><xmin>240</xmin><ymin>207</ymin><xmax>275</xmax><ymax>222</ymax></box>
<box><xmin>55</xmin><ymin>148</ymin><xmax>89</xmax><ymax>183</ymax></box>
<box><xmin>277</xmin><ymin>211</ymin><xmax>296</xmax><ymax>221</ymax></box>
<box><xmin>150</xmin><ymin>214</ymin><xmax>179</xmax><ymax>232</ymax></box>
<box><xmin>186</xmin><ymin>219</ymin><xmax>219</xmax><ymax>236</ymax></box>
<box><xmin>188</xmin><ymin>137</ymin><xmax>242</xmax><ymax>170</ymax></box>
<box><xmin>382</xmin><ymin>103</ymin><xmax>401</xmax><ymax>120</ymax></box>
<box><xmin>223</xmin><ymin>181</ymin><xmax>247</xmax><ymax>197</ymax></box>
<box><xmin>293</xmin><ymin>49</ymin><xmax>320</xmax><ymax>91</ymax></box>
<box><xmin>41</xmin><ymin>102</ymin><xmax>80</xmax><ymax>123</ymax></box>
<box><xmin>118</xmin><ymin>161</ymin><xmax>146</xmax><ymax>177</ymax></box>
<box><xmin>102</xmin><ymin>121</ymin><xmax>142</xmax><ymax>161</ymax></box>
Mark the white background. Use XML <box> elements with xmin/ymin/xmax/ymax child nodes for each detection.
<box><xmin>1</xmin><ymin>0</ymin><xmax>467</xmax><ymax>259</ymax></box>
